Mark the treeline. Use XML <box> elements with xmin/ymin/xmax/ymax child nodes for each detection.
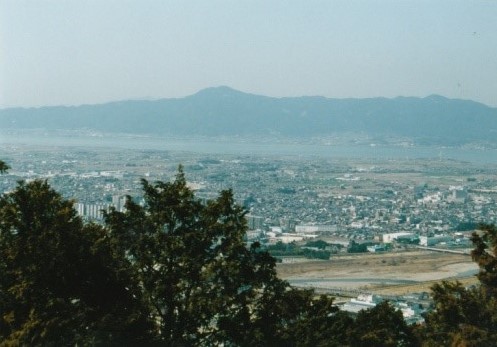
<box><xmin>265</xmin><ymin>240</ymin><xmax>341</xmax><ymax>260</ymax></box>
<box><xmin>1</xmin><ymin>161</ymin><xmax>496</xmax><ymax>346</ymax></box>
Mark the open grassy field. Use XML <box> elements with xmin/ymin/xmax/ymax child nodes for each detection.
<box><xmin>277</xmin><ymin>249</ymin><xmax>479</xmax><ymax>296</ymax></box>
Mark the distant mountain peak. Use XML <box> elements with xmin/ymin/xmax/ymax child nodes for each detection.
<box><xmin>191</xmin><ymin>86</ymin><xmax>246</xmax><ymax>98</ymax></box>
<box><xmin>1</xmin><ymin>89</ymin><xmax>496</xmax><ymax>146</ymax></box>
<box><xmin>425</xmin><ymin>94</ymin><xmax>449</xmax><ymax>101</ymax></box>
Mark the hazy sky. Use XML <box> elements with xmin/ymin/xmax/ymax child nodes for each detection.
<box><xmin>1</xmin><ymin>0</ymin><xmax>496</xmax><ymax>108</ymax></box>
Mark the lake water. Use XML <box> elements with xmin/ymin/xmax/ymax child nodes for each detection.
<box><xmin>1</xmin><ymin>132</ymin><xmax>497</xmax><ymax>164</ymax></box>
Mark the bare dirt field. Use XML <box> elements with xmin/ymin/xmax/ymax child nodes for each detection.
<box><xmin>277</xmin><ymin>249</ymin><xmax>479</xmax><ymax>296</ymax></box>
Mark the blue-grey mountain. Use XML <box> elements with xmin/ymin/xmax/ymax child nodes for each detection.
<box><xmin>1</xmin><ymin>86</ymin><xmax>496</xmax><ymax>146</ymax></box>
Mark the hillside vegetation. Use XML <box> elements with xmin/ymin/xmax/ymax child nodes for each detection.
<box><xmin>1</xmin><ymin>87</ymin><xmax>497</xmax><ymax>146</ymax></box>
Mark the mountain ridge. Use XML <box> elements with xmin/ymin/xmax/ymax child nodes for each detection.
<box><xmin>1</xmin><ymin>87</ymin><xmax>496</xmax><ymax>146</ymax></box>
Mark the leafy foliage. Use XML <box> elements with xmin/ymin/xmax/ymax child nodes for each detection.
<box><xmin>0</xmin><ymin>160</ymin><xmax>9</xmax><ymax>173</ymax></box>
<box><xmin>347</xmin><ymin>240</ymin><xmax>369</xmax><ymax>253</ymax></box>
<box><xmin>103</xmin><ymin>167</ymin><xmax>342</xmax><ymax>345</ymax></box>
<box><xmin>471</xmin><ymin>224</ymin><xmax>497</xmax><ymax>293</ymax></box>
<box><xmin>419</xmin><ymin>224</ymin><xmax>497</xmax><ymax>346</ymax></box>
<box><xmin>8</xmin><ymin>162</ymin><xmax>485</xmax><ymax>346</ymax></box>
<box><xmin>304</xmin><ymin>239</ymin><xmax>330</xmax><ymax>250</ymax></box>
<box><xmin>349</xmin><ymin>301</ymin><xmax>417</xmax><ymax>347</ymax></box>
<box><xmin>266</xmin><ymin>241</ymin><xmax>331</xmax><ymax>260</ymax></box>
<box><xmin>0</xmin><ymin>180</ymin><xmax>154</xmax><ymax>345</ymax></box>
<box><xmin>289</xmin><ymin>294</ymin><xmax>353</xmax><ymax>347</ymax></box>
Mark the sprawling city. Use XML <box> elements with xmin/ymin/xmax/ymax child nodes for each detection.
<box><xmin>2</xmin><ymin>136</ymin><xmax>495</xmax><ymax>328</ymax></box>
<box><xmin>3</xmin><ymin>140</ymin><xmax>495</xmax><ymax>237</ymax></box>
<box><xmin>2</xmin><ymin>1</ymin><xmax>497</xmax><ymax>345</ymax></box>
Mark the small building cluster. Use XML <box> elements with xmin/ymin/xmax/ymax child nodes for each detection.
<box><xmin>341</xmin><ymin>293</ymin><xmax>429</xmax><ymax>325</ymax></box>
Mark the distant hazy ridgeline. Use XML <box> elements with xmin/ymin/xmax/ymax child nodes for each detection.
<box><xmin>1</xmin><ymin>86</ymin><xmax>496</xmax><ymax>146</ymax></box>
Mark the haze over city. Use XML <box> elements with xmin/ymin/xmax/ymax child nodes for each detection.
<box><xmin>1</xmin><ymin>0</ymin><xmax>496</xmax><ymax>108</ymax></box>
<box><xmin>4</xmin><ymin>1</ymin><xmax>497</xmax><ymax>345</ymax></box>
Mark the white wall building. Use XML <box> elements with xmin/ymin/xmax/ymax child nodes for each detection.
<box><xmin>419</xmin><ymin>235</ymin><xmax>452</xmax><ymax>246</ymax></box>
<box><xmin>295</xmin><ymin>224</ymin><xmax>338</xmax><ymax>234</ymax></box>
<box><xmin>382</xmin><ymin>232</ymin><xmax>415</xmax><ymax>243</ymax></box>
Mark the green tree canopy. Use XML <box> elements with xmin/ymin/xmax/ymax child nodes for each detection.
<box><xmin>0</xmin><ymin>160</ymin><xmax>9</xmax><ymax>173</ymax></box>
<box><xmin>0</xmin><ymin>167</ymin><xmax>351</xmax><ymax>346</ymax></box>
<box><xmin>0</xmin><ymin>165</ymin><xmax>435</xmax><ymax>346</ymax></box>
<box><xmin>420</xmin><ymin>224</ymin><xmax>497</xmax><ymax>346</ymax></box>
<box><xmin>349</xmin><ymin>301</ymin><xmax>417</xmax><ymax>347</ymax></box>
<box><xmin>0</xmin><ymin>180</ymin><xmax>154</xmax><ymax>345</ymax></box>
<box><xmin>103</xmin><ymin>167</ymin><xmax>347</xmax><ymax>345</ymax></box>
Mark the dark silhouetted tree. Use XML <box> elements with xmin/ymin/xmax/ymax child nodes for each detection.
<box><xmin>104</xmin><ymin>167</ymin><xmax>297</xmax><ymax>345</ymax></box>
<box><xmin>104</xmin><ymin>167</ymin><xmax>351</xmax><ymax>346</ymax></box>
<box><xmin>348</xmin><ymin>301</ymin><xmax>417</xmax><ymax>347</ymax></box>
<box><xmin>0</xmin><ymin>180</ymin><xmax>155</xmax><ymax>345</ymax></box>
<box><xmin>0</xmin><ymin>160</ymin><xmax>9</xmax><ymax>173</ymax></box>
<box><xmin>3</xmin><ymin>166</ymin><xmax>404</xmax><ymax>346</ymax></box>
<box><xmin>420</xmin><ymin>224</ymin><xmax>497</xmax><ymax>346</ymax></box>
<box><xmin>288</xmin><ymin>292</ymin><xmax>353</xmax><ymax>347</ymax></box>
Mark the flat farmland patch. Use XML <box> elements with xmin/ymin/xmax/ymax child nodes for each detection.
<box><xmin>277</xmin><ymin>250</ymin><xmax>479</xmax><ymax>295</ymax></box>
